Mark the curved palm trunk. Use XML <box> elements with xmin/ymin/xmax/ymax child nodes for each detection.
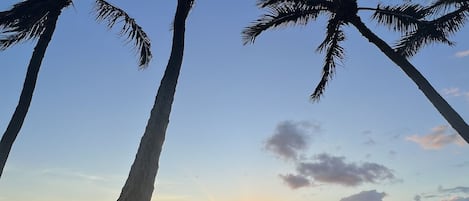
<box><xmin>0</xmin><ymin>10</ymin><xmax>62</xmax><ymax>178</ymax></box>
<box><xmin>349</xmin><ymin>16</ymin><xmax>469</xmax><ymax>143</ymax></box>
<box><xmin>116</xmin><ymin>1</ymin><xmax>191</xmax><ymax>201</ymax></box>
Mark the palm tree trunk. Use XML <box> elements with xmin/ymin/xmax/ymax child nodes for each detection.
<box><xmin>349</xmin><ymin>16</ymin><xmax>469</xmax><ymax>143</ymax></box>
<box><xmin>0</xmin><ymin>10</ymin><xmax>61</xmax><ymax>178</ymax></box>
<box><xmin>116</xmin><ymin>1</ymin><xmax>191</xmax><ymax>201</ymax></box>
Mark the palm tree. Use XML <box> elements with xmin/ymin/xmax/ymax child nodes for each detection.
<box><xmin>0</xmin><ymin>0</ymin><xmax>151</xmax><ymax>178</ymax></box>
<box><xmin>243</xmin><ymin>0</ymin><xmax>469</xmax><ymax>143</ymax></box>
<box><xmin>116</xmin><ymin>0</ymin><xmax>193</xmax><ymax>201</ymax></box>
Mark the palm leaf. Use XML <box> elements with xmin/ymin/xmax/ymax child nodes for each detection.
<box><xmin>242</xmin><ymin>2</ymin><xmax>324</xmax><ymax>44</ymax></box>
<box><xmin>256</xmin><ymin>0</ymin><xmax>332</xmax><ymax>8</ymax></box>
<box><xmin>0</xmin><ymin>0</ymin><xmax>72</xmax><ymax>50</ymax></box>
<box><xmin>311</xmin><ymin>16</ymin><xmax>345</xmax><ymax>101</ymax></box>
<box><xmin>431</xmin><ymin>0</ymin><xmax>469</xmax><ymax>9</ymax></box>
<box><xmin>395</xmin><ymin>6</ymin><xmax>467</xmax><ymax>57</ymax></box>
<box><xmin>371</xmin><ymin>3</ymin><xmax>429</xmax><ymax>33</ymax></box>
<box><xmin>94</xmin><ymin>0</ymin><xmax>152</xmax><ymax>68</ymax></box>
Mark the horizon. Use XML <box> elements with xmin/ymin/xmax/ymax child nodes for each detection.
<box><xmin>0</xmin><ymin>0</ymin><xmax>468</xmax><ymax>201</ymax></box>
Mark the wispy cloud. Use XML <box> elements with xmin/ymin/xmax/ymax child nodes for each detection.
<box><xmin>414</xmin><ymin>195</ymin><xmax>422</xmax><ymax>201</ymax></box>
<box><xmin>40</xmin><ymin>168</ymin><xmax>106</xmax><ymax>182</ymax></box>
<box><xmin>265</xmin><ymin>120</ymin><xmax>321</xmax><ymax>160</ymax></box>
<box><xmin>442</xmin><ymin>196</ymin><xmax>469</xmax><ymax>201</ymax></box>
<box><xmin>364</xmin><ymin>138</ymin><xmax>376</xmax><ymax>146</ymax></box>
<box><xmin>417</xmin><ymin>185</ymin><xmax>469</xmax><ymax>201</ymax></box>
<box><xmin>455</xmin><ymin>161</ymin><xmax>469</xmax><ymax>168</ymax></box>
<box><xmin>362</xmin><ymin>130</ymin><xmax>377</xmax><ymax>145</ymax></box>
<box><xmin>455</xmin><ymin>50</ymin><xmax>469</xmax><ymax>58</ymax></box>
<box><xmin>406</xmin><ymin>125</ymin><xmax>467</xmax><ymax>150</ymax></box>
<box><xmin>442</xmin><ymin>88</ymin><xmax>469</xmax><ymax>101</ymax></box>
<box><xmin>388</xmin><ymin>150</ymin><xmax>397</xmax><ymax>159</ymax></box>
<box><xmin>442</xmin><ymin>88</ymin><xmax>464</xmax><ymax>97</ymax></box>
<box><xmin>340</xmin><ymin>190</ymin><xmax>387</xmax><ymax>201</ymax></box>
<box><xmin>278</xmin><ymin>174</ymin><xmax>312</xmax><ymax>189</ymax></box>
<box><xmin>439</xmin><ymin>186</ymin><xmax>469</xmax><ymax>194</ymax></box>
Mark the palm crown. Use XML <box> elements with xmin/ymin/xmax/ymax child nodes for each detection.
<box><xmin>243</xmin><ymin>0</ymin><xmax>466</xmax><ymax>100</ymax></box>
<box><xmin>243</xmin><ymin>0</ymin><xmax>469</xmax><ymax>142</ymax></box>
<box><xmin>0</xmin><ymin>0</ymin><xmax>152</xmax><ymax>67</ymax></box>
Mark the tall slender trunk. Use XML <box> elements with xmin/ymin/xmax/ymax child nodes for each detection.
<box><xmin>349</xmin><ymin>16</ymin><xmax>469</xmax><ymax>143</ymax></box>
<box><xmin>116</xmin><ymin>1</ymin><xmax>191</xmax><ymax>201</ymax></box>
<box><xmin>0</xmin><ymin>10</ymin><xmax>61</xmax><ymax>178</ymax></box>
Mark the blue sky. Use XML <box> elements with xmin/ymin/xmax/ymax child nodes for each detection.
<box><xmin>0</xmin><ymin>0</ymin><xmax>468</xmax><ymax>201</ymax></box>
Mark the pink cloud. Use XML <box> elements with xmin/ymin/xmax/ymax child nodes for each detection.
<box><xmin>455</xmin><ymin>50</ymin><xmax>469</xmax><ymax>58</ymax></box>
<box><xmin>442</xmin><ymin>196</ymin><xmax>469</xmax><ymax>201</ymax></box>
<box><xmin>406</xmin><ymin>125</ymin><xmax>467</xmax><ymax>150</ymax></box>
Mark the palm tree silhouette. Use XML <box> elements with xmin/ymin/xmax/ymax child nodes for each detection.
<box><xmin>393</xmin><ymin>0</ymin><xmax>468</xmax><ymax>57</ymax></box>
<box><xmin>243</xmin><ymin>0</ymin><xmax>469</xmax><ymax>143</ymax></box>
<box><xmin>0</xmin><ymin>0</ymin><xmax>151</xmax><ymax>178</ymax></box>
<box><xmin>116</xmin><ymin>0</ymin><xmax>193</xmax><ymax>201</ymax></box>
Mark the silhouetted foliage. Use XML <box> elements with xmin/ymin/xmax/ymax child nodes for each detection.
<box><xmin>95</xmin><ymin>0</ymin><xmax>152</xmax><ymax>67</ymax></box>
<box><xmin>243</xmin><ymin>0</ymin><xmax>469</xmax><ymax>142</ymax></box>
<box><xmin>0</xmin><ymin>0</ymin><xmax>152</xmax><ymax>178</ymax></box>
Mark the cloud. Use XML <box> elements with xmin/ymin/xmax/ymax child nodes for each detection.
<box><xmin>455</xmin><ymin>50</ymin><xmax>469</xmax><ymax>58</ymax></box>
<box><xmin>265</xmin><ymin>120</ymin><xmax>321</xmax><ymax>160</ymax></box>
<box><xmin>442</xmin><ymin>88</ymin><xmax>469</xmax><ymax>101</ymax></box>
<box><xmin>418</xmin><ymin>186</ymin><xmax>469</xmax><ymax>201</ymax></box>
<box><xmin>279</xmin><ymin>174</ymin><xmax>311</xmax><ymax>189</ymax></box>
<box><xmin>41</xmin><ymin>168</ymin><xmax>105</xmax><ymax>182</ymax></box>
<box><xmin>296</xmin><ymin>153</ymin><xmax>395</xmax><ymax>186</ymax></box>
<box><xmin>340</xmin><ymin>190</ymin><xmax>387</xmax><ymax>201</ymax></box>
<box><xmin>442</xmin><ymin>88</ymin><xmax>464</xmax><ymax>97</ymax></box>
<box><xmin>388</xmin><ymin>150</ymin><xmax>397</xmax><ymax>159</ymax></box>
<box><xmin>442</xmin><ymin>196</ymin><xmax>469</xmax><ymax>201</ymax></box>
<box><xmin>439</xmin><ymin>186</ymin><xmax>469</xmax><ymax>194</ymax></box>
<box><xmin>455</xmin><ymin>161</ymin><xmax>469</xmax><ymax>168</ymax></box>
<box><xmin>406</xmin><ymin>125</ymin><xmax>466</xmax><ymax>150</ymax></box>
<box><xmin>424</xmin><ymin>194</ymin><xmax>440</xmax><ymax>199</ymax></box>
<box><xmin>364</xmin><ymin>138</ymin><xmax>376</xmax><ymax>146</ymax></box>
<box><xmin>415</xmin><ymin>195</ymin><xmax>422</xmax><ymax>201</ymax></box>
<box><xmin>362</xmin><ymin>130</ymin><xmax>376</xmax><ymax>145</ymax></box>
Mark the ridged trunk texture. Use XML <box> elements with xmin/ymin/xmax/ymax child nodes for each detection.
<box><xmin>0</xmin><ymin>10</ymin><xmax>61</xmax><ymax>178</ymax></box>
<box><xmin>116</xmin><ymin>1</ymin><xmax>191</xmax><ymax>201</ymax></box>
<box><xmin>350</xmin><ymin>16</ymin><xmax>469</xmax><ymax>143</ymax></box>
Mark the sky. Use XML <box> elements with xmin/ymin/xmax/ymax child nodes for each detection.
<box><xmin>0</xmin><ymin>0</ymin><xmax>468</xmax><ymax>201</ymax></box>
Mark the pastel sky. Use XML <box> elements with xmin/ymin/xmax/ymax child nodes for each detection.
<box><xmin>0</xmin><ymin>0</ymin><xmax>468</xmax><ymax>201</ymax></box>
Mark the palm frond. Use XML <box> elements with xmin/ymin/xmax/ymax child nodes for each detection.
<box><xmin>424</xmin><ymin>0</ymin><xmax>468</xmax><ymax>17</ymax></box>
<box><xmin>431</xmin><ymin>0</ymin><xmax>469</xmax><ymax>9</ymax></box>
<box><xmin>0</xmin><ymin>0</ymin><xmax>71</xmax><ymax>50</ymax></box>
<box><xmin>256</xmin><ymin>0</ymin><xmax>332</xmax><ymax>8</ymax></box>
<box><xmin>395</xmin><ymin>6</ymin><xmax>467</xmax><ymax>57</ymax></box>
<box><xmin>242</xmin><ymin>2</ymin><xmax>325</xmax><ymax>44</ymax></box>
<box><xmin>311</xmin><ymin>16</ymin><xmax>345</xmax><ymax>101</ymax></box>
<box><xmin>94</xmin><ymin>0</ymin><xmax>152</xmax><ymax>68</ymax></box>
<box><xmin>371</xmin><ymin>3</ymin><xmax>429</xmax><ymax>33</ymax></box>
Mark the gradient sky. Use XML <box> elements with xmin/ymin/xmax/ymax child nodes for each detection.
<box><xmin>0</xmin><ymin>0</ymin><xmax>468</xmax><ymax>201</ymax></box>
